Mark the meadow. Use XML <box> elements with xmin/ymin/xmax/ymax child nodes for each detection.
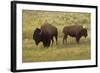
<box><xmin>22</xmin><ymin>10</ymin><xmax>91</xmax><ymax>63</ymax></box>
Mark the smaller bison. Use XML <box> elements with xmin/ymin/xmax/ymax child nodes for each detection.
<box><xmin>63</xmin><ymin>25</ymin><xmax>88</xmax><ymax>44</ymax></box>
<box><xmin>33</xmin><ymin>22</ymin><xmax>58</xmax><ymax>47</ymax></box>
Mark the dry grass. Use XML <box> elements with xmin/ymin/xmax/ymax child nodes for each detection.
<box><xmin>22</xmin><ymin>37</ymin><xmax>91</xmax><ymax>62</ymax></box>
<box><xmin>22</xmin><ymin>10</ymin><xmax>91</xmax><ymax>63</ymax></box>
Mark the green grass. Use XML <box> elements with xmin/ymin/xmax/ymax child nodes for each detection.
<box><xmin>22</xmin><ymin>10</ymin><xmax>91</xmax><ymax>63</ymax></box>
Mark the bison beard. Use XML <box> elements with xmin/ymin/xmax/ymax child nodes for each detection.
<box><xmin>63</xmin><ymin>25</ymin><xmax>87</xmax><ymax>44</ymax></box>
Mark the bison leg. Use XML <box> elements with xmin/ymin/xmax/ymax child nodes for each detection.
<box><xmin>55</xmin><ymin>33</ymin><xmax>58</xmax><ymax>45</ymax></box>
<box><xmin>76</xmin><ymin>37</ymin><xmax>80</xmax><ymax>44</ymax></box>
<box><xmin>63</xmin><ymin>35</ymin><xmax>67</xmax><ymax>44</ymax></box>
<box><xmin>55</xmin><ymin>36</ymin><xmax>58</xmax><ymax>45</ymax></box>
<box><xmin>43</xmin><ymin>39</ymin><xmax>51</xmax><ymax>48</ymax></box>
<box><xmin>51</xmin><ymin>38</ymin><xmax>54</xmax><ymax>45</ymax></box>
<box><xmin>47</xmin><ymin>39</ymin><xmax>51</xmax><ymax>47</ymax></box>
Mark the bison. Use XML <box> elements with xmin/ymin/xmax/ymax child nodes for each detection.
<box><xmin>33</xmin><ymin>22</ymin><xmax>58</xmax><ymax>47</ymax></box>
<box><xmin>63</xmin><ymin>25</ymin><xmax>88</xmax><ymax>44</ymax></box>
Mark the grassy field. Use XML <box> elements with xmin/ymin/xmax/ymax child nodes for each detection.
<box><xmin>22</xmin><ymin>10</ymin><xmax>91</xmax><ymax>63</ymax></box>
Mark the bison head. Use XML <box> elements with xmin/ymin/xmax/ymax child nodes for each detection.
<box><xmin>33</xmin><ymin>28</ymin><xmax>42</xmax><ymax>45</ymax></box>
<box><xmin>80</xmin><ymin>28</ymin><xmax>88</xmax><ymax>38</ymax></box>
<box><xmin>33</xmin><ymin>28</ymin><xmax>51</xmax><ymax>48</ymax></box>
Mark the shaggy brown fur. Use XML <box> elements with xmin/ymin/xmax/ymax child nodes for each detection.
<box><xmin>63</xmin><ymin>25</ymin><xmax>87</xmax><ymax>44</ymax></box>
<box><xmin>33</xmin><ymin>22</ymin><xmax>58</xmax><ymax>47</ymax></box>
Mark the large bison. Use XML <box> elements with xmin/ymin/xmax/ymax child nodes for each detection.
<box><xmin>63</xmin><ymin>25</ymin><xmax>88</xmax><ymax>44</ymax></box>
<box><xmin>33</xmin><ymin>22</ymin><xmax>58</xmax><ymax>47</ymax></box>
